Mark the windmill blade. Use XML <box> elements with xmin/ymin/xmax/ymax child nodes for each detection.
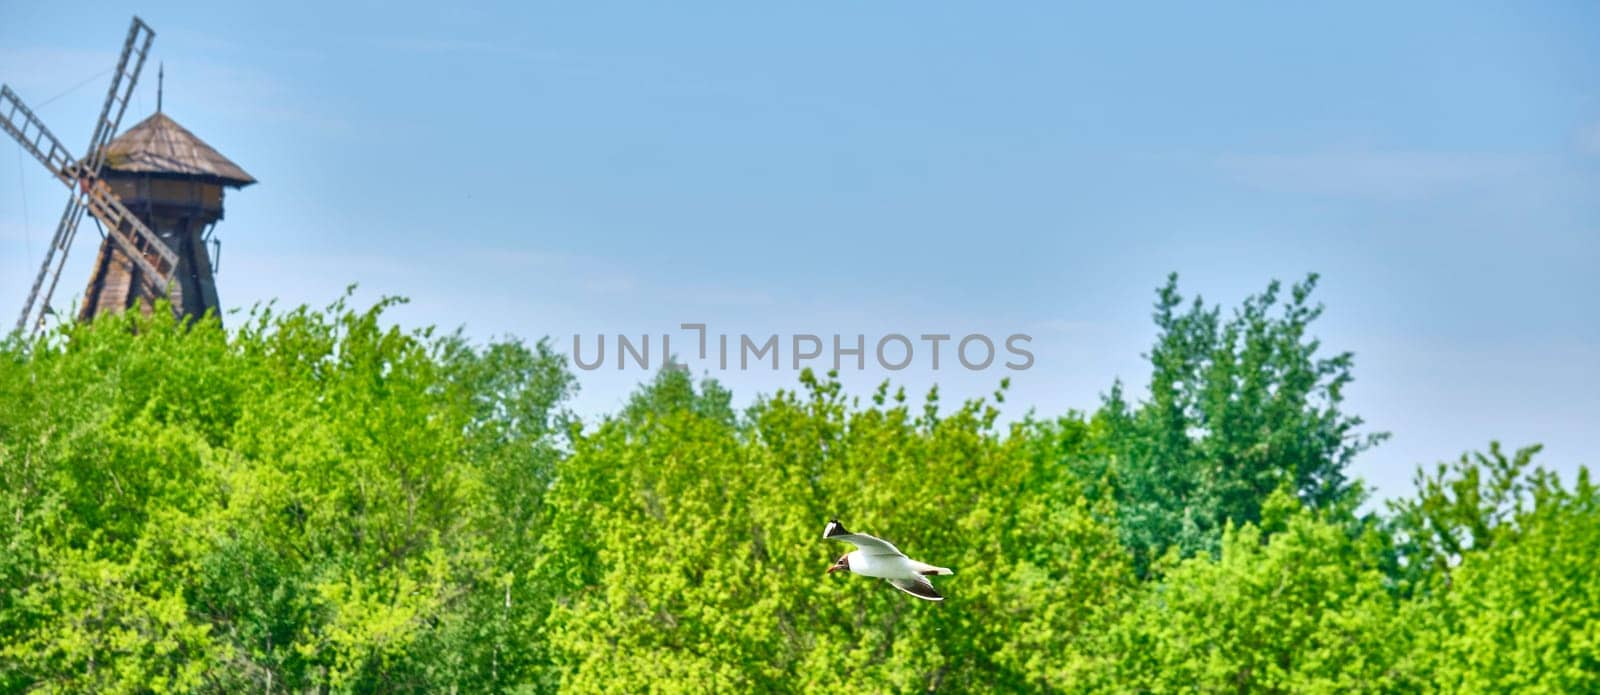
<box><xmin>82</xmin><ymin>179</ymin><xmax>179</xmax><ymax>287</ymax></box>
<box><xmin>22</xmin><ymin>196</ymin><xmax>92</xmax><ymax>332</ymax></box>
<box><xmin>25</xmin><ymin>167</ymin><xmax>110</xmax><ymax>332</ymax></box>
<box><xmin>3</xmin><ymin>83</ymin><xmax>175</xmax><ymax>332</ymax></box>
<box><xmin>28</xmin><ymin>183</ymin><xmax>178</xmax><ymax>332</ymax></box>
<box><xmin>0</xmin><ymin>85</ymin><xmax>77</xmax><ymax>182</ymax></box>
<box><xmin>82</xmin><ymin>17</ymin><xmax>155</xmax><ymax>175</ymax></box>
<box><xmin>4</xmin><ymin>17</ymin><xmax>157</xmax><ymax>333</ymax></box>
<box><xmin>3</xmin><ymin>85</ymin><xmax>87</xmax><ymax>331</ymax></box>
<box><xmin>36</xmin><ymin>18</ymin><xmax>156</xmax><ymax>332</ymax></box>
<box><xmin>17</xmin><ymin>184</ymin><xmax>175</xmax><ymax>332</ymax></box>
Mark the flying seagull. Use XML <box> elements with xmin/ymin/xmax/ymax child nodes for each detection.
<box><xmin>823</xmin><ymin>519</ymin><xmax>953</xmax><ymax>601</ymax></box>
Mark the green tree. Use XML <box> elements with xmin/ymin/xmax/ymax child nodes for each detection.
<box><xmin>1395</xmin><ymin>445</ymin><xmax>1600</xmax><ymax>692</ymax></box>
<box><xmin>1098</xmin><ymin>273</ymin><xmax>1386</xmax><ymax>573</ymax></box>
<box><xmin>1386</xmin><ymin>441</ymin><xmax>1547</xmax><ymax>592</ymax></box>
<box><xmin>1100</xmin><ymin>490</ymin><xmax>1409</xmax><ymax>693</ymax></box>
<box><xmin>540</xmin><ymin>370</ymin><xmax>1134</xmax><ymax>692</ymax></box>
<box><xmin>4</xmin><ymin>280</ymin><xmax>1597</xmax><ymax>693</ymax></box>
<box><xmin>0</xmin><ymin>296</ymin><xmax>574</xmax><ymax>693</ymax></box>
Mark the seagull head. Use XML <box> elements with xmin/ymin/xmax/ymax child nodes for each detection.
<box><xmin>826</xmin><ymin>553</ymin><xmax>850</xmax><ymax>575</ymax></box>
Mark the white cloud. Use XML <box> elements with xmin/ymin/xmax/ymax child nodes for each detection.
<box><xmin>1578</xmin><ymin>122</ymin><xmax>1600</xmax><ymax>156</ymax></box>
<box><xmin>1031</xmin><ymin>318</ymin><xmax>1104</xmax><ymax>335</ymax></box>
<box><xmin>1217</xmin><ymin>149</ymin><xmax>1537</xmax><ymax>200</ymax></box>
<box><xmin>0</xmin><ymin>44</ymin><xmax>349</xmax><ymax>136</ymax></box>
<box><xmin>365</xmin><ymin>36</ymin><xmax>523</xmax><ymax>57</ymax></box>
<box><xmin>459</xmin><ymin>247</ymin><xmax>640</xmax><ymax>296</ymax></box>
<box><xmin>672</xmin><ymin>287</ymin><xmax>775</xmax><ymax>307</ymax></box>
<box><xmin>0</xmin><ymin>47</ymin><xmax>117</xmax><ymax>96</ymax></box>
<box><xmin>162</xmin><ymin>60</ymin><xmax>352</xmax><ymax>135</ymax></box>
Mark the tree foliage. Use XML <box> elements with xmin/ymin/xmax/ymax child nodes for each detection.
<box><xmin>1096</xmin><ymin>273</ymin><xmax>1387</xmax><ymax>573</ymax></box>
<box><xmin>0</xmin><ymin>297</ymin><xmax>574</xmax><ymax>693</ymax></box>
<box><xmin>0</xmin><ymin>279</ymin><xmax>1595</xmax><ymax>693</ymax></box>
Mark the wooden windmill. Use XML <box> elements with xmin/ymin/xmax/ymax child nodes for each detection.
<box><xmin>3</xmin><ymin>16</ymin><xmax>255</xmax><ymax>334</ymax></box>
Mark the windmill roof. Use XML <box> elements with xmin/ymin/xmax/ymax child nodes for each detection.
<box><xmin>99</xmin><ymin>111</ymin><xmax>256</xmax><ymax>187</ymax></box>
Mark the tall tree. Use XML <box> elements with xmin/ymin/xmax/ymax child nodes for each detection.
<box><xmin>1098</xmin><ymin>273</ymin><xmax>1387</xmax><ymax>573</ymax></box>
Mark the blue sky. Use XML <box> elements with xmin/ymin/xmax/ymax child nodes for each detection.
<box><xmin>3</xmin><ymin>2</ymin><xmax>1598</xmax><ymax>503</ymax></box>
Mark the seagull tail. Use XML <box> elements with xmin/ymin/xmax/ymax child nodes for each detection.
<box><xmin>915</xmin><ymin>562</ymin><xmax>954</xmax><ymax>576</ymax></box>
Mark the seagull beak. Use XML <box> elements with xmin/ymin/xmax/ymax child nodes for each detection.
<box><xmin>825</xmin><ymin>562</ymin><xmax>843</xmax><ymax>575</ymax></box>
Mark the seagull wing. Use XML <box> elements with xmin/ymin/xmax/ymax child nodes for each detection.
<box><xmin>822</xmin><ymin>519</ymin><xmax>906</xmax><ymax>558</ymax></box>
<box><xmin>887</xmin><ymin>576</ymin><xmax>943</xmax><ymax>601</ymax></box>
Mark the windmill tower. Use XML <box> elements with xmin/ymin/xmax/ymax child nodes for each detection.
<box><xmin>2</xmin><ymin>16</ymin><xmax>255</xmax><ymax>333</ymax></box>
<box><xmin>83</xmin><ymin>89</ymin><xmax>256</xmax><ymax>321</ymax></box>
